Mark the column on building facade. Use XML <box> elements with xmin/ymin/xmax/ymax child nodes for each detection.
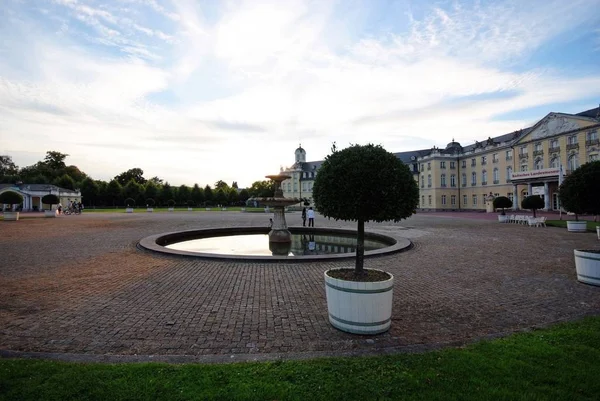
<box><xmin>527</xmin><ymin>183</ymin><xmax>532</xmax><ymax>197</ymax></box>
<box><xmin>543</xmin><ymin>182</ymin><xmax>550</xmax><ymax>210</ymax></box>
<box><xmin>39</xmin><ymin>197</ymin><xmax>43</xmax><ymax>210</ymax></box>
<box><xmin>513</xmin><ymin>185</ymin><xmax>518</xmax><ymax>210</ymax></box>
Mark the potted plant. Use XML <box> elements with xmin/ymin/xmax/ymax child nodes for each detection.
<box><xmin>559</xmin><ymin>161</ymin><xmax>600</xmax><ymax>233</ymax></box>
<box><xmin>0</xmin><ymin>191</ymin><xmax>24</xmax><ymax>221</ymax></box>
<box><xmin>41</xmin><ymin>194</ymin><xmax>60</xmax><ymax>217</ymax></box>
<box><xmin>125</xmin><ymin>197</ymin><xmax>135</xmax><ymax>213</ymax></box>
<box><xmin>187</xmin><ymin>200</ymin><xmax>194</xmax><ymax>211</ymax></box>
<box><xmin>313</xmin><ymin>144</ymin><xmax>419</xmax><ymax>334</ymax></box>
<box><xmin>493</xmin><ymin>196</ymin><xmax>512</xmax><ymax>223</ymax></box>
<box><xmin>558</xmin><ymin>161</ymin><xmax>600</xmax><ymax>285</ymax></box>
<box><xmin>146</xmin><ymin>198</ymin><xmax>155</xmax><ymax>212</ymax></box>
<box><xmin>167</xmin><ymin>199</ymin><xmax>176</xmax><ymax>212</ymax></box>
<box><xmin>521</xmin><ymin>195</ymin><xmax>544</xmax><ymax>218</ymax></box>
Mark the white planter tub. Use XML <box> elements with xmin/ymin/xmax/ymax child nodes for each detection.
<box><xmin>498</xmin><ymin>215</ymin><xmax>509</xmax><ymax>223</ymax></box>
<box><xmin>44</xmin><ymin>210</ymin><xmax>57</xmax><ymax>218</ymax></box>
<box><xmin>241</xmin><ymin>207</ymin><xmax>246</xmax><ymax>212</ymax></box>
<box><xmin>597</xmin><ymin>226</ymin><xmax>599</xmax><ymax>240</ymax></box>
<box><xmin>168</xmin><ymin>207</ymin><xmax>174</xmax><ymax>212</ymax></box>
<box><xmin>147</xmin><ymin>208</ymin><xmax>154</xmax><ymax>212</ymax></box>
<box><xmin>187</xmin><ymin>207</ymin><xmax>193</xmax><ymax>211</ymax></box>
<box><xmin>3</xmin><ymin>211</ymin><xmax>19</xmax><ymax>221</ymax></box>
<box><xmin>205</xmin><ymin>208</ymin><xmax>211</xmax><ymax>211</ymax></box>
<box><xmin>125</xmin><ymin>208</ymin><xmax>134</xmax><ymax>213</ymax></box>
<box><xmin>567</xmin><ymin>221</ymin><xmax>588</xmax><ymax>232</ymax></box>
<box><xmin>324</xmin><ymin>268</ymin><xmax>394</xmax><ymax>335</ymax></box>
<box><xmin>574</xmin><ymin>250</ymin><xmax>600</xmax><ymax>286</ymax></box>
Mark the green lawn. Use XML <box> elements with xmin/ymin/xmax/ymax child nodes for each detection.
<box><xmin>1</xmin><ymin>317</ymin><xmax>599</xmax><ymax>401</ymax></box>
<box><xmin>546</xmin><ymin>220</ymin><xmax>599</xmax><ymax>232</ymax></box>
<box><xmin>83</xmin><ymin>207</ymin><xmax>267</xmax><ymax>213</ymax></box>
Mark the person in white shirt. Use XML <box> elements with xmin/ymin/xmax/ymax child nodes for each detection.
<box><xmin>307</xmin><ymin>207</ymin><xmax>315</xmax><ymax>227</ymax></box>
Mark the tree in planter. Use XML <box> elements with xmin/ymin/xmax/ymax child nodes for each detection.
<box><xmin>146</xmin><ymin>198</ymin><xmax>155</xmax><ymax>208</ymax></box>
<box><xmin>167</xmin><ymin>199</ymin><xmax>176</xmax><ymax>209</ymax></box>
<box><xmin>493</xmin><ymin>196</ymin><xmax>512</xmax><ymax>216</ymax></box>
<box><xmin>124</xmin><ymin>198</ymin><xmax>136</xmax><ymax>208</ymax></box>
<box><xmin>313</xmin><ymin>144</ymin><xmax>419</xmax><ymax>278</ymax></box>
<box><xmin>41</xmin><ymin>194</ymin><xmax>60</xmax><ymax>211</ymax></box>
<box><xmin>0</xmin><ymin>191</ymin><xmax>23</xmax><ymax>211</ymax></box>
<box><xmin>559</xmin><ymin>161</ymin><xmax>600</xmax><ymax>221</ymax></box>
<box><xmin>521</xmin><ymin>195</ymin><xmax>544</xmax><ymax>218</ymax></box>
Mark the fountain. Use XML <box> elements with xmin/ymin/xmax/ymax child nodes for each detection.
<box><xmin>256</xmin><ymin>174</ymin><xmax>300</xmax><ymax>245</ymax></box>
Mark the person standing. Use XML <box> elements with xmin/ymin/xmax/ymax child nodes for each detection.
<box><xmin>307</xmin><ymin>207</ymin><xmax>315</xmax><ymax>227</ymax></box>
<box><xmin>301</xmin><ymin>207</ymin><xmax>307</xmax><ymax>227</ymax></box>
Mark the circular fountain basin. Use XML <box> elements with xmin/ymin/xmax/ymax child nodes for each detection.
<box><xmin>139</xmin><ymin>227</ymin><xmax>411</xmax><ymax>262</ymax></box>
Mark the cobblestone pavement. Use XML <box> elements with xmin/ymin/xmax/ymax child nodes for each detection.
<box><xmin>1</xmin><ymin>211</ymin><xmax>599</xmax><ymax>362</ymax></box>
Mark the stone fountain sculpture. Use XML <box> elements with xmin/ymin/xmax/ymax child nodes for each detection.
<box><xmin>256</xmin><ymin>174</ymin><xmax>300</xmax><ymax>252</ymax></box>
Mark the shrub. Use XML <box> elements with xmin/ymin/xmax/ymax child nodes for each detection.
<box><xmin>313</xmin><ymin>144</ymin><xmax>419</xmax><ymax>277</ymax></box>
<box><xmin>146</xmin><ymin>198</ymin><xmax>155</xmax><ymax>207</ymax></box>
<box><xmin>493</xmin><ymin>196</ymin><xmax>512</xmax><ymax>215</ymax></box>
<box><xmin>0</xmin><ymin>191</ymin><xmax>24</xmax><ymax>206</ymax></box>
<box><xmin>521</xmin><ymin>195</ymin><xmax>544</xmax><ymax>218</ymax></box>
<box><xmin>558</xmin><ymin>161</ymin><xmax>600</xmax><ymax>221</ymax></box>
<box><xmin>41</xmin><ymin>194</ymin><xmax>60</xmax><ymax>206</ymax></box>
<box><xmin>124</xmin><ymin>198</ymin><xmax>136</xmax><ymax>208</ymax></box>
<box><xmin>187</xmin><ymin>200</ymin><xmax>195</xmax><ymax>207</ymax></box>
<box><xmin>167</xmin><ymin>199</ymin><xmax>176</xmax><ymax>207</ymax></box>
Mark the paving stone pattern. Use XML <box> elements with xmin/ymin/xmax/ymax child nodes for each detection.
<box><xmin>1</xmin><ymin>211</ymin><xmax>599</xmax><ymax>360</ymax></box>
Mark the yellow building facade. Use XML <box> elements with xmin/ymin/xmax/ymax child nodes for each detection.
<box><xmin>282</xmin><ymin>106</ymin><xmax>599</xmax><ymax>211</ymax></box>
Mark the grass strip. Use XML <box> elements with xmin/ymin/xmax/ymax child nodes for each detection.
<box><xmin>1</xmin><ymin>317</ymin><xmax>599</xmax><ymax>400</ymax></box>
<box><xmin>546</xmin><ymin>220</ymin><xmax>598</xmax><ymax>232</ymax></box>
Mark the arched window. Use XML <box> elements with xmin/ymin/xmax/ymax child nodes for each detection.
<box><xmin>520</xmin><ymin>163</ymin><xmax>528</xmax><ymax>172</ymax></box>
<box><xmin>568</xmin><ymin>153</ymin><xmax>579</xmax><ymax>171</ymax></box>
<box><xmin>440</xmin><ymin>174</ymin><xmax>446</xmax><ymax>187</ymax></box>
<box><xmin>534</xmin><ymin>158</ymin><xmax>543</xmax><ymax>170</ymax></box>
<box><xmin>493</xmin><ymin>168</ymin><xmax>499</xmax><ymax>183</ymax></box>
<box><xmin>550</xmin><ymin>157</ymin><xmax>559</xmax><ymax>168</ymax></box>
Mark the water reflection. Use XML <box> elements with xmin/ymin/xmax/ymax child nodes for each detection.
<box><xmin>166</xmin><ymin>233</ymin><xmax>387</xmax><ymax>256</ymax></box>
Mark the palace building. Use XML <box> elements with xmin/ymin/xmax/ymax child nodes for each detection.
<box><xmin>281</xmin><ymin>106</ymin><xmax>600</xmax><ymax>211</ymax></box>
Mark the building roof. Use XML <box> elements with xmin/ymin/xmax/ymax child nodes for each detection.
<box><xmin>0</xmin><ymin>183</ymin><xmax>80</xmax><ymax>194</ymax></box>
<box><xmin>575</xmin><ymin>106</ymin><xmax>600</xmax><ymax>119</ymax></box>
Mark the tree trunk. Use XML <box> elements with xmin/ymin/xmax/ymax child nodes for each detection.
<box><xmin>533</xmin><ymin>209</ymin><xmax>536</xmax><ymax>218</ymax></box>
<box><xmin>355</xmin><ymin>219</ymin><xmax>365</xmax><ymax>276</ymax></box>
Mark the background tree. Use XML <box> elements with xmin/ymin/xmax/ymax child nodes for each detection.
<box><xmin>106</xmin><ymin>180</ymin><xmax>122</xmax><ymax>207</ymax></box>
<box><xmin>54</xmin><ymin>174</ymin><xmax>76</xmax><ymax>190</ymax></box>
<box><xmin>559</xmin><ymin>161</ymin><xmax>600</xmax><ymax>221</ymax></box>
<box><xmin>521</xmin><ymin>195</ymin><xmax>544</xmax><ymax>218</ymax></box>
<box><xmin>177</xmin><ymin>185</ymin><xmax>191</xmax><ymax>205</ymax></box>
<box><xmin>144</xmin><ymin>181</ymin><xmax>159</xmax><ymax>202</ymax></box>
<box><xmin>191</xmin><ymin>184</ymin><xmax>204</xmax><ymax>206</ymax></box>
<box><xmin>493</xmin><ymin>196</ymin><xmax>513</xmax><ymax>215</ymax></box>
<box><xmin>64</xmin><ymin>165</ymin><xmax>88</xmax><ymax>183</ymax></box>
<box><xmin>238</xmin><ymin>188</ymin><xmax>250</xmax><ymax>204</ymax></box>
<box><xmin>215</xmin><ymin>188</ymin><xmax>227</xmax><ymax>206</ymax></box>
<box><xmin>313</xmin><ymin>144</ymin><xmax>419</xmax><ymax>276</ymax></box>
<box><xmin>231</xmin><ymin>181</ymin><xmax>238</xmax><ymax>189</ymax></box>
<box><xmin>0</xmin><ymin>155</ymin><xmax>18</xmax><ymax>177</ymax></box>
<box><xmin>228</xmin><ymin>187</ymin><xmax>239</xmax><ymax>205</ymax></box>
<box><xmin>204</xmin><ymin>185</ymin><xmax>214</xmax><ymax>205</ymax></box>
<box><xmin>160</xmin><ymin>182</ymin><xmax>173</xmax><ymax>206</ymax></box>
<box><xmin>214</xmin><ymin>180</ymin><xmax>229</xmax><ymax>191</ymax></box>
<box><xmin>80</xmin><ymin>178</ymin><xmax>100</xmax><ymax>206</ymax></box>
<box><xmin>96</xmin><ymin>181</ymin><xmax>108</xmax><ymax>207</ymax></box>
<box><xmin>122</xmin><ymin>179</ymin><xmax>144</xmax><ymax>205</ymax></box>
<box><xmin>19</xmin><ymin>162</ymin><xmax>54</xmax><ymax>183</ymax></box>
<box><xmin>43</xmin><ymin>151</ymin><xmax>68</xmax><ymax>170</ymax></box>
<box><xmin>249</xmin><ymin>180</ymin><xmax>275</xmax><ymax>197</ymax></box>
<box><xmin>114</xmin><ymin>168</ymin><xmax>146</xmax><ymax>186</ymax></box>
<box><xmin>148</xmin><ymin>176</ymin><xmax>164</xmax><ymax>185</ymax></box>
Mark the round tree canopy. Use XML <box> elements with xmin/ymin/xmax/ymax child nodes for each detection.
<box><xmin>187</xmin><ymin>200</ymin><xmax>195</xmax><ymax>207</ymax></box>
<box><xmin>521</xmin><ymin>195</ymin><xmax>544</xmax><ymax>211</ymax></box>
<box><xmin>124</xmin><ymin>197</ymin><xmax>136</xmax><ymax>207</ymax></box>
<box><xmin>559</xmin><ymin>161</ymin><xmax>600</xmax><ymax>216</ymax></box>
<box><xmin>313</xmin><ymin>144</ymin><xmax>419</xmax><ymax>223</ymax></box>
<box><xmin>167</xmin><ymin>199</ymin><xmax>176</xmax><ymax>207</ymax></box>
<box><xmin>493</xmin><ymin>196</ymin><xmax>512</xmax><ymax>210</ymax></box>
<box><xmin>146</xmin><ymin>198</ymin><xmax>155</xmax><ymax>207</ymax></box>
<box><xmin>41</xmin><ymin>194</ymin><xmax>60</xmax><ymax>205</ymax></box>
<box><xmin>0</xmin><ymin>191</ymin><xmax>24</xmax><ymax>205</ymax></box>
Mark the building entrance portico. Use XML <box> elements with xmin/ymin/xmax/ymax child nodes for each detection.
<box><xmin>510</xmin><ymin>167</ymin><xmax>562</xmax><ymax>211</ymax></box>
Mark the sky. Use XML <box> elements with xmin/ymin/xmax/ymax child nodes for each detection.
<box><xmin>1</xmin><ymin>0</ymin><xmax>599</xmax><ymax>188</ymax></box>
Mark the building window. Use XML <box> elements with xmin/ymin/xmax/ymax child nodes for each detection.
<box><xmin>481</xmin><ymin>170</ymin><xmax>487</xmax><ymax>185</ymax></box>
<box><xmin>534</xmin><ymin>158</ymin><xmax>543</xmax><ymax>170</ymax></box>
<box><xmin>461</xmin><ymin>173</ymin><xmax>466</xmax><ymax>187</ymax></box>
<box><xmin>568</xmin><ymin>154</ymin><xmax>579</xmax><ymax>171</ymax></box>
<box><xmin>302</xmin><ymin>182</ymin><xmax>307</xmax><ymax>191</ymax></box>
<box><xmin>520</xmin><ymin>163</ymin><xmax>528</xmax><ymax>172</ymax></box>
<box><xmin>441</xmin><ymin>195</ymin><xmax>447</xmax><ymax>205</ymax></box>
<box><xmin>492</xmin><ymin>153</ymin><xmax>498</xmax><ymax>163</ymax></box>
<box><xmin>427</xmin><ymin>162</ymin><xmax>431</xmax><ymax>170</ymax></box>
<box><xmin>287</xmin><ymin>183</ymin><xmax>291</xmax><ymax>191</ymax></box>
<box><xmin>440</xmin><ymin>174</ymin><xmax>446</xmax><ymax>187</ymax></box>
<box><xmin>589</xmin><ymin>154</ymin><xmax>598</xmax><ymax>162</ymax></box>
<box><xmin>550</xmin><ymin>157</ymin><xmax>559</xmax><ymax>168</ymax></box>
<box><xmin>506</xmin><ymin>149</ymin><xmax>513</xmax><ymax>160</ymax></box>
<box><xmin>463</xmin><ymin>195</ymin><xmax>468</xmax><ymax>205</ymax></box>
<box><xmin>421</xmin><ymin>195</ymin><xmax>425</xmax><ymax>206</ymax></box>
<box><xmin>450</xmin><ymin>161</ymin><xmax>456</xmax><ymax>169</ymax></box>
<box><xmin>451</xmin><ymin>195</ymin><xmax>456</xmax><ymax>205</ymax></box>
<box><xmin>420</xmin><ymin>163</ymin><xmax>424</xmax><ymax>172</ymax></box>
<box><xmin>421</xmin><ymin>176</ymin><xmax>424</xmax><ymax>188</ymax></box>
<box><xmin>428</xmin><ymin>195</ymin><xmax>432</xmax><ymax>205</ymax></box>
<box><xmin>308</xmin><ymin>182</ymin><xmax>313</xmax><ymax>191</ymax></box>
<box><xmin>588</xmin><ymin>130</ymin><xmax>598</xmax><ymax>141</ymax></box>
<box><xmin>471</xmin><ymin>158</ymin><xmax>476</xmax><ymax>167</ymax></box>
<box><xmin>567</xmin><ymin>135</ymin><xmax>578</xmax><ymax>145</ymax></box>
<box><xmin>508</xmin><ymin>193</ymin><xmax>514</xmax><ymax>203</ymax></box>
<box><xmin>440</xmin><ymin>161</ymin><xmax>446</xmax><ymax>169</ymax></box>
<box><xmin>450</xmin><ymin>174</ymin><xmax>456</xmax><ymax>187</ymax></box>
<box><xmin>471</xmin><ymin>172</ymin><xmax>477</xmax><ymax>185</ymax></box>
<box><xmin>550</xmin><ymin>139</ymin><xmax>559</xmax><ymax>149</ymax></box>
<box><xmin>473</xmin><ymin>195</ymin><xmax>477</xmax><ymax>205</ymax></box>
<box><xmin>481</xmin><ymin>156</ymin><xmax>487</xmax><ymax>165</ymax></box>
<box><xmin>462</xmin><ymin>160</ymin><xmax>467</xmax><ymax>168</ymax></box>
<box><xmin>520</xmin><ymin>146</ymin><xmax>528</xmax><ymax>155</ymax></box>
<box><xmin>506</xmin><ymin>166</ymin><xmax>512</xmax><ymax>181</ymax></box>
<box><xmin>493</xmin><ymin>168</ymin><xmax>499</xmax><ymax>183</ymax></box>
<box><xmin>428</xmin><ymin>174</ymin><xmax>432</xmax><ymax>187</ymax></box>
<box><xmin>534</xmin><ymin>142</ymin><xmax>542</xmax><ymax>151</ymax></box>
